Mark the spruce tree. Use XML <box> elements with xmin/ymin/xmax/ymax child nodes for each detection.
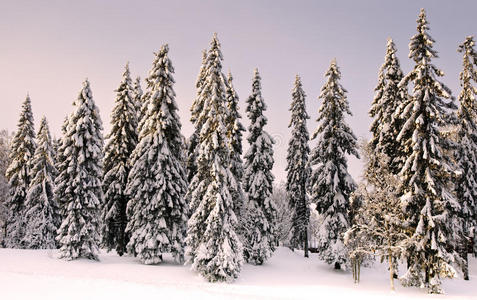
<box><xmin>4</xmin><ymin>95</ymin><xmax>36</xmax><ymax>248</ymax></box>
<box><xmin>286</xmin><ymin>75</ymin><xmax>310</xmax><ymax>257</ymax></box>
<box><xmin>51</xmin><ymin>137</ymin><xmax>60</xmax><ymax>158</ymax></box>
<box><xmin>55</xmin><ymin>80</ymin><xmax>104</xmax><ymax>260</ymax></box>
<box><xmin>54</xmin><ymin>115</ymin><xmax>71</xmax><ymax>219</ymax></box>
<box><xmin>363</xmin><ymin>39</ymin><xmax>408</xmax><ymax>281</ymax></box>
<box><xmin>242</xmin><ymin>68</ymin><xmax>277</xmax><ymax>265</ymax></box>
<box><xmin>454</xmin><ymin>36</ymin><xmax>477</xmax><ymax>280</ymax></box>
<box><xmin>187</xmin><ymin>49</ymin><xmax>207</xmax><ymax>184</ymax></box>
<box><xmin>225</xmin><ymin>71</ymin><xmax>246</xmax><ymax>222</ymax></box>
<box><xmin>308</xmin><ymin>59</ymin><xmax>359</xmax><ymax>270</ymax></box>
<box><xmin>133</xmin><ymin>76</ymin><xmax>144</xmax><ymax>123</ymax></box>
<box><xmin>102</xmin><ymin>63</ymin><xmax>138</xmax><ymax>256</ymax></box>
<box><xmin>0</xmin><ymin>130</ymin><xmax>11</xmax><ymax>245</ymax></box>
<box><xmin>185</xmin><ymin>34</ymin><xmax>243</xmax><ymax>281</ymax></box>
<box><xmin>397</xmin><ymin>9</ymin><xmax>460</xmax><ymax>294</ymax></box>
<box><xmin>23</xmin><ymin>117</ymin><xmax>59</xmax><ymax>249</ymax></box>
<box><xmin>369</xmin><ymin>38</ymin><xmax>407</xmax><ymax>175</ymax></box>
<box><xmin>126</xmin><ymin>44</ymin><xmax>188</xmax><ymax>264</ymax></box>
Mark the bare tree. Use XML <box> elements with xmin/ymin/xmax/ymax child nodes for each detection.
<box><xmin>344</xmin><ymin>140</ymin><xmax>408</xmax><ymax>290</ymax></box>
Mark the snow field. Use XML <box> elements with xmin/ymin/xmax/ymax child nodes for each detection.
<box><xmin>1</xmin><ymin>247</ymin><xmax>475</xmax><ymax>299</ymax></box>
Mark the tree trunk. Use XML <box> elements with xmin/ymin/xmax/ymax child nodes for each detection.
<box><xmin>385</xmin><ymin>221</ymin><xmax>396</xmax><ymax>289</ymax></box>
<box><xmin>304</xmin><ymin>230</ymin><xmax>309</xmax><ymax>258</ymax></box>
<box><xmin>334</xmin><ymin>262</ymin><xmax>341</xmax><ymax>270</ymax></box>
<box><xmin>352</xmin><ymin>259</ymin><xmax>356</xmax><ymax>283</ymax></box>
<box><xmin>462</xmin><ymin>246</ymin><xmax>469</xmax><ymax>281</ymax></box>
<box><xmin>425</xmin><ymin>266</ymin><xmax>429</xmax><ymax>284</ymax></box>
<box><xmin>392</xmin><ymin>257</ymin><xmax>398</xmax><ymax>279</ymax></box>
<box><xmin>473</xmin><ymin>234</ymin><xmax>477</xmax><ymax>257</ymax></box>
<box><xmin>352</xmin><ymin>259</ymin><xmax>357</xmax><ymax>283</ymax></box>
<box><xmin>388</xmin><ymin>251</ymin><xmax>395</xmax><ymax>290</ymax></box>
<box><xmin>358</xmin><ymin>258</ymin><xmax>361</xmax><ymax>282</ymax></box>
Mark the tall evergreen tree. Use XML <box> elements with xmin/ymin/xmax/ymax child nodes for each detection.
<box><xmin>51</xmin><ymin>137</ymin><xmax>60</xmax><ymax>158</ymax></box>
<box><xmin>225</xmin><ymin>71</ymin><xmax>246</xmax><ymax>222</ymax></box>
<box><xmin>23</xmin><ymin>117</ymin><xmax>59</xmax><ymax>249</ymax></box>
<box><xmin>454</xmin><ymin>36</ymin><xmax>477</xmax><ymax>280</ymax></box>
<box><xmin>133</xmin><ymin>76</ymin><xmax>144</xmax><ymax>123</ymax></box>
<box><xmin>369</xmin><ymin>38</ymin><xmax>406</xmax><ymax>175</ymax></box>
<box><xmin>54</xmin><ymin>115</ymin><xmax>71</xmax><ymax>220</ymax></box>
<box><xmin>126</xmin><ymin>45</ymin><xmax>188</xmax><ymax>264</ymax></box>
<box><xmin>286</xmin><ymin>75</ymin><xmax>310</xmax><ymax>257</ymax></box>
<box><xmin>187</xmin><ymin>49</ymin><xmax>208</xmax><ymax>184</ymax></box>
<box><xmin>55</xmin><ymin>80</ymin><xmax>104</xmax><ymax>260</ymax></box>
<box><xmin>0</xmin><ymin>130</ymin><xmax>11</xmax><ymax>245</ymax></box>
<box><xmin>363</xmin><ymin>39</ymin><xmax>408</xmax><ymax>281</ymax></box>
<box><xmin>4</xmin><ymin>95</ymin><xmax>36</xmax><ymax>248</ymax></box>
<box><xmin>242</xmin><ymin>68</ymin><xmax>277</xmax><ymax>265</ymax></box>
<box><xmin>102</xmin><ymin>63</ymin><xmax>138</xmax><ymax>256</ymax></box>
<box><xmin>397</xmin><ymin>9</ymin><xmax>460</xmax><ymax>294</ymax></box>
<box><xmin>308</xmin><ymin>59</ymin><xmax>359</xmax><ymax>270</ymax></box>
<box><xmin>185</xmin><ymin>34</ymin><xmax>243</xmax><ymax>281</ymax></box>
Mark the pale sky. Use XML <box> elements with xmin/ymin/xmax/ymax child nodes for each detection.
<box><xmin>1</xmin><ymin>0</ymin><xmax>476</xmax><ymax>183</ymax></box>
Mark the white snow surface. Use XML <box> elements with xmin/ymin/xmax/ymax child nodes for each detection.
<box><xmin>0</xmin><ymin>247</ymin><xmax>475</xmax><ymax>299</ymax></box>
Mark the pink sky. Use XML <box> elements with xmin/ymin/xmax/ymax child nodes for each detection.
<box><xmin>1</xmin><ymin>0</ymin><xmax>475</xmax><ymax>182</ymax></box>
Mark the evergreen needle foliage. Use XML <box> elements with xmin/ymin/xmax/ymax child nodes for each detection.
<box><xmin>23</xmin><ymin>117</ymin><xmax>59</xmax><ymax>249</ymax></box>
<box><xmin>55</xmin><ymin>80</ymin><xmax>104</xmax><ymax>260</ymax></box>
<box><xmin>5</xmin><ymin>95</ymin><xmax>36</xmax><ymax>248</ymax></box>
<box><xmin>397</xmin><ymin>9</ymin><xmax>461</xmax><ymax>294</ymax></box>
<box><xmin>369</xmin><ymin>38</ymin><xmax>407</xmax><ymax>176</ymax></box>
<box><xmin>102</xmin><ymin>63</ymin><xmax>138</xmax><ymax>256</ymax></box>
<box><xmin>286</xmin><ymin>75</ymin><xmax>311</xmax><ymax>256</ymax></box>
<box><xmin>455</xmin><ymin>35</ymin><xmax>477</xmax><ymax>280</ymax></box>
<box><xmin>242</xmin><ymin>69</ymin><xmax>277</xmax><ymax>265</ymax></box>
<box><xmin>185</xmin><ymin>34</ymin><xmax>243</xmax><ymax>281</ymax></box>
<box><xmin>126</xmin><ymin>45</ymin><xmax>188</xmax><ymax>264</ymax></box>
<box><xmin>308</xmin><ymin>59</ymin><xmax>359</xmax><ymax>270</ymax></box>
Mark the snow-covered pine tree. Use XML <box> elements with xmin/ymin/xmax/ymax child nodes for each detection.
<box><xmin>51</xmin><ymin>137</ymin><xmax>60</xmax><ymax>158</ymax></box>
<box><xmin>187</xmin><ymin>49</ymin><xmax>207</xmax><ymax>184</ymax></box>
<box><xmin>225</xmin><ymin>71</ymin><xmax>246</xmax><ymax>222</ymax></box>
<box><xmin>133</xmin><ymin>76</ymin><xmax>144</xmax><ymax>124</ymax></box>
<box><xmin>369</xmin><ymin>38</ymin><xmax>407</xmax><ymax>175</ymax></box>
<box><xmin>455</xmin><ymin>36</ymin><xmax>477</xmax><ymax>280</ymax></box>
<box><xmin>4</xmin><ymin>95</ymin><xmax>36</xmax><ymax>248</ymax></box>
<box><xmin>185</xmin><ymin>34</ymin><xmax>243</xmax><ymax>281</ymax></box>
<box><xmin>23</xmin><ymin>117</ymin><xmax>59</xmax><ymax>249</ymax></box>
<box><xmin>242</xmin><ymin>68</ymin><xmax>277</xmax><ymax>265</ymax></box>
<box><xmin>102</xmin><ymin>63</ymin><xmax>138</xmax><ymax>256</ymax></box>
<box><xmin>54</xmin><ymin>115</ymin><xmax>71</xmax><ymax>219</ymax></box>
<box><xmin>190</xmin><ymin>49</ymin><xmax>208</xmax><ymax>126</ymax></box>
<box><xmin>397</xmin><ymin>9</ymin><xmax>461</xmax><ymax>294</ymax></box>
<box><xmin>361</xmin><ymin>39</ymin><xmax>408</xmax><ymax>283</ymax></box>
<box><xmin>308</xmin><ymin>59</ymin><xmax>359</xmax><ymax>270</ymax></box>
<box><xmin>0</xmin><ymin>130</ymin><xmax>12</xmax><ymax>246</ymax></box>
<box><xmin>286</xmin><ymin>75</ymin><xmax>310</xmax><ymax>257</ymax></box>
<box><xmin>55</xmin><ymin>80</ymin><xmax>104</xmax><ymax>260</ymax></box>
<box><xmin>126</xmin><ymin>44</ymin><xmax>188</xmax><ymax>264</ymax></box>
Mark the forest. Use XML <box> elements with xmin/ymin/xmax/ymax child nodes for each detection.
<box><xmin>0</xmin><ymin>8</ymin><xmax>476</xmax><ymax>296</ymax></box>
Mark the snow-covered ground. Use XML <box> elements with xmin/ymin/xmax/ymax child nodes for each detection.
<box><xmin>0</xmin><ymin>247</ymin><xmax>475</xmax><ymax>299</ymax></box>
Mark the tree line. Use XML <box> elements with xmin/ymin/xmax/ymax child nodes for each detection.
<box><xmin>0</xmin><ymin>8</ymin><xmax>475</xmax><ymax>294</ymax></box>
